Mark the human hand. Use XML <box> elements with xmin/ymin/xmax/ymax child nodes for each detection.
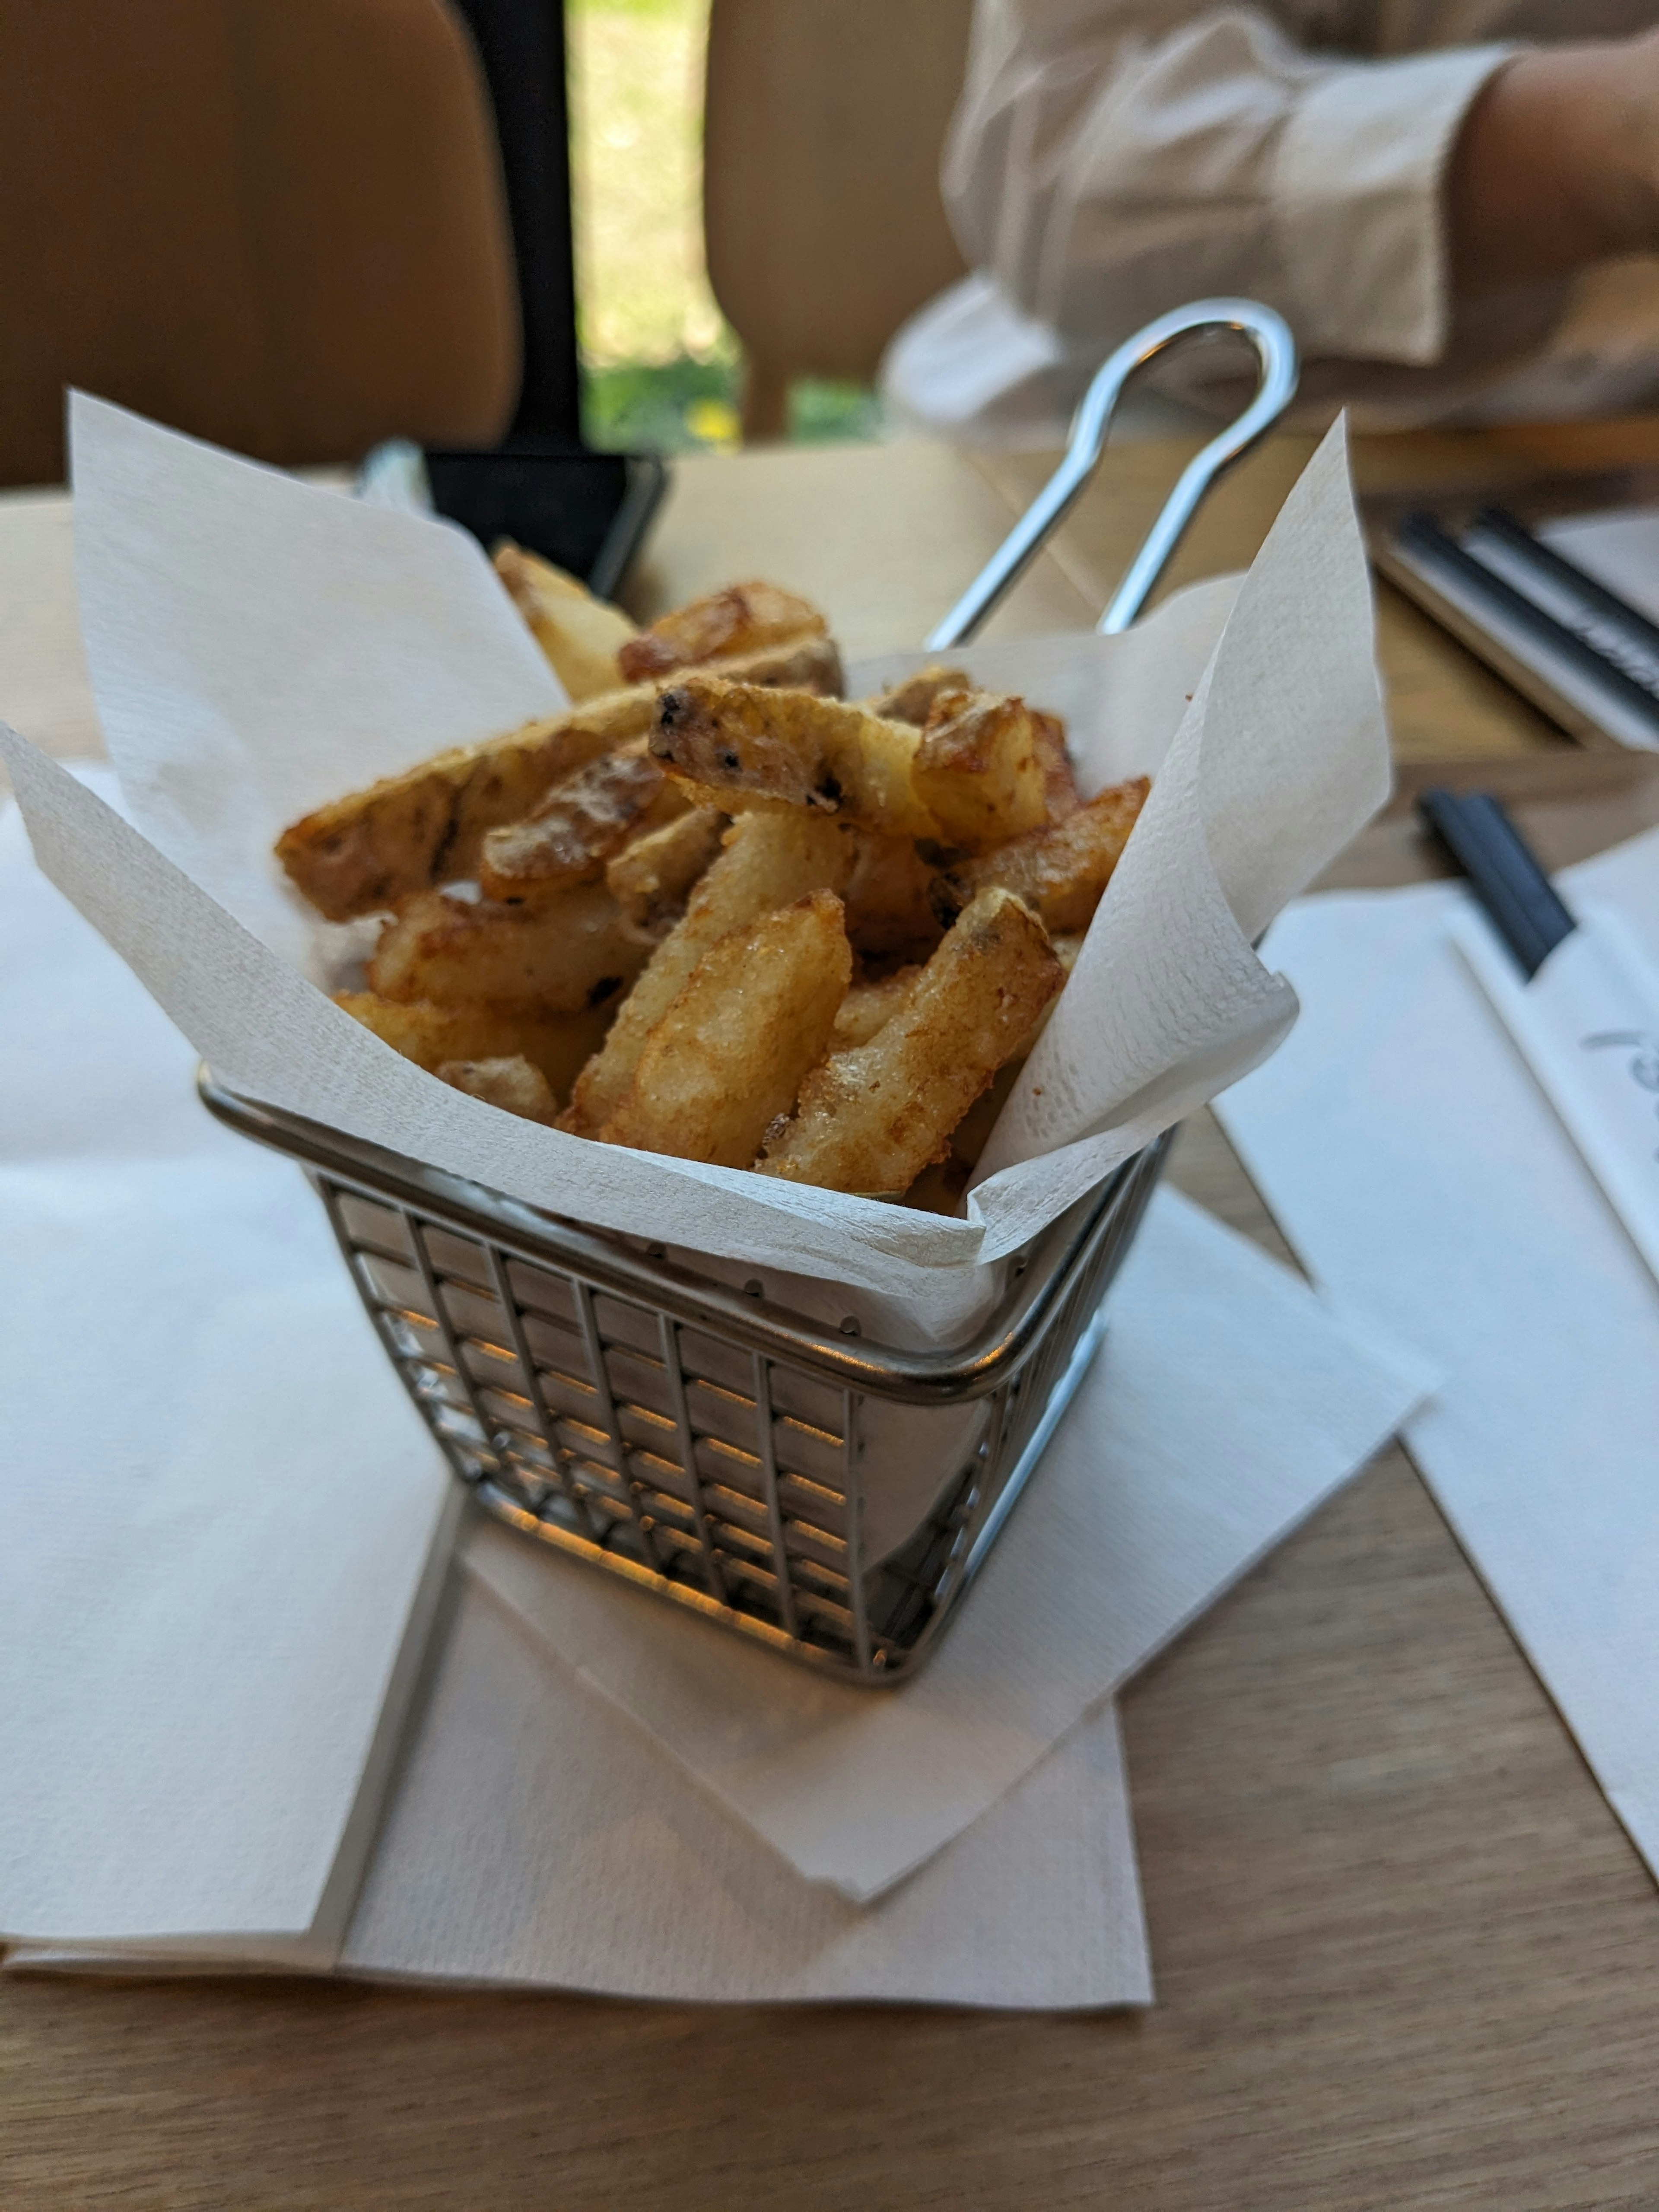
<box><xmin>1450</xmin><ymin>31</ymin><xmax>1659</xmax><ymax>295</ymax></box>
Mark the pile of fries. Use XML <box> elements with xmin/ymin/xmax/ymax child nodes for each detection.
<box><xmin>274</xmin><ymin>550</ymin><xmax>1149</xmax><ymax>1207</ymax></box>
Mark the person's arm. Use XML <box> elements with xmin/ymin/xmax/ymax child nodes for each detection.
<box><xmin>945</xmin><ymin>0</ymin><xmax>1516</xmax><ymax>370</ymax></box>
<box><xmin>1449</xmin><ymin>35</ymin><xmax>1659</xmax><ymax>296</ymax></box>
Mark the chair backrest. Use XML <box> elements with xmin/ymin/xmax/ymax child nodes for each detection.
<box><xmin>703</xmin><ymin>0</ymin><xmax>974</xmax><ymax>438</ymax></box>
<box><xmin>0</xmin><ymin>0</ymin><xmax>520</xmax><ymax>486</ymax></box>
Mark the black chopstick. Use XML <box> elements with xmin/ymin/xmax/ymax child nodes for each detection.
<box><xmin>1416</xmin><ymin>787</ymin><xmax>1577</xmax><ymax>978</ymax></box>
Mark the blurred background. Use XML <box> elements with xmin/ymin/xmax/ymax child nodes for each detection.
<box><xmin>571</xmin><ymin>0</ymin><xmax>879</xmax><ymax>452</ymax></box>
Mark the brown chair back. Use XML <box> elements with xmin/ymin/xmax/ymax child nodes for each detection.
<box><xmin>703</xmin><ymin>0</ymin><xmax>973</xmax><ymax>439</ymax></box>
<box><xmin>0</xmin><ymin>0</ymin><xmax>519</xmax><ymax>486</ymax></box>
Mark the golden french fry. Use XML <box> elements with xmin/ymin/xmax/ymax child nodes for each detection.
<box><xmin>933</xmin><ymin>776</ymin><xmax>1150</xmax><ymax>934</ymax></box>
<box><xmin>757</xmin><ymin>888</ymin><xmax>1063</xmax><ymax>1195</ymax></box>
<box><xmin>275</xmin><ymin>695</ymin><xmax>648</xmax><ymax>923</ymax></box>
<box><xmin>652</xmin><ymin>677</ymin><xmax>938</xmax><ymax>837</ymax></box>
<box><xmin>934</xmin><ymin>931</ymin><xmax>1084</xmax><ymax>1177</ymax></box>
<box><xmin>436</xmin><ymin>1054</ymin><xmax>559</xmax><ymax>1122</ymax></box>
<box><xmin>1032</xmin><ymin>708</ymin><xmax>1082</xmax><ymax>821</ymax></box>
<box><xmin>492</xmin><ymin>543</ymin><xmax>639</xmax><ymax>702</ymax></box>
<box><xmin>275</xmin><ymin>638</ymin><xmax>844</xmax><ymax>925</ymax></box>
<box><xmin>604</xmin><ymin>805</ymin><xmax>727</xmax><ymax>933</ymax></box>
<box><xmin>477</xmin><ymin>746</ymin><xmax>680</xmax><ymax>901</ymax></box>
<box><xmin>600</xmin><ymin>893</ymin><xmax>852</xmax><ymax>1167</ymax></box>
<box><xmin>562</xmin><ymin>810</ymin><xmax>853</xmax><ymax>1134</ymax></box>
<box><xmin>912</xmin><ymin>690</ymin><xmax>1052</xmax><ymax>851</ymax></box>
<box><xmin>863</xmin><ymin>664</ymin><xmax>971</xmax><ymax>726</ymax></box>
<box><xmin>365</xmin><ymin>881</ymin><xmax>649</xmax><ymax>1015</ymax></box>
<box><xmin>334</xmin><ymin>992</ymin><xmax>612</xmax><ymax>1103</ymax></box>
<box><xmin>618</xmin><ymin>580</ymin><xmax>827</xmax><ymax>684</ymax></box>
<box><xmin>842</xmin><ymin>830</ymin><xmax>944</xmax><ymax>962</ymax></box>
<box><xmin>830</xmin><ymin>963</ymin><xmax>922</xmax><ymax>1051</ymax></box>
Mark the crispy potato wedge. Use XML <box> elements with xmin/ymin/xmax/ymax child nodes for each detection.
<box><xmin>436</xmin><ymin>1053</ymin><xmax>559</xmax><ymax>1122</ymax></box>
<box><xmin>334</xmin><ymin>992</ymin><xmax>611</xmax><ymax>1103</ymax></box>
<box><xmin>830</xmin><ymin>963</ymin><xmax>923</xmax><ymax>1051</ymax></box>
<box><xmin>652</xmin><ymin>676</ymin><xmax>937</xmax><ymax>837</ymax></box>
<box><xmin>493</xmin><ymin>543</ymin><xmax>639</xmax><ymax>702</ymax></box>
<box><xmin>618</xmin><ymin>580</ymin><xmax>826</xmax><ymax>684</ymax></box>
<box><xmin>758</xmin><ymin>888</ymin><xmax>1063</xmax><ymax>1195</ymax></box>
<box><xmin>275</xmin><ymin>636</ymin><xmax>844</xmax><ymax>924</ymax></box>
<box><xmin>863</xmin><ymin>664</ymin><xmax>971</xmax><ymax>726</ymax></box>
<box><xmin>604</xmin><ymin>804</ymin><xmax>726</xmax><ymax>933</ymax></box>
<box><xmin>933</xmin><ymin>776</ymin><xmax>1149</xmax><ymax>934</ymax></box>
<box><xmin>1032</xmin><ymin>708</ymin><xmax>1081</xmax><ymax>821</ymax></box>
<box><xmin>563</xmin><ymin>810</ymin><xmax>853</xmax><ymax>1134</ymax></box>
<box><xmin>842</xmin><ymin>831</ymin><xmax>944</xmax><ymax>962</ymax></box>
<box><xmin>477</xmin><ymin>745</ymin><xmax>680</xmax><ymax>901</ymax></box>
<box><xmin>912</xmin><ymin>690</ymin><xmax>1052</xmax><ymax>851</ymax></box>
<box><xmin>601</xmin><ymin>893</ymin><xmax>852</xmax><ymax>1166</ymax></box>
<box><xmin>944</xmin><ymin>934</ymin><xmax>1081</xmax><ymax>1173</ymax></box>
<box><xmin>366</xmin><ymin>881</ymin><xmax>648</xmax><ymax>1014</ymax></box>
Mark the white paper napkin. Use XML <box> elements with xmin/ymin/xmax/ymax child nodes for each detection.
<box><xmin>467</xmin><ymin>1187</ymin><xmax>1434</xmax><ymax>1901</ymax></box>
<box><xmin>1217</xmin><ymin>826</ymin><xmax>1659</xmax><ymax>1881</ymax></box>
<box><xmin>0</xmin><ymin>396</ymin><xmax>1388</xmax><ymax>1325</ymax></box>
<box><xmin>0</xmin><ymin>782</ymin><xmax>458</xmax><ymax>1961</ymax></box>
<box><xmin>337</xmin><ymin>1570</ymin><xmax>1153</xmax><ymax>2010</ymax></box>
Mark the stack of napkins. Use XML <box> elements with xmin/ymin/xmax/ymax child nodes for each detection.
<box><xmin>0</xmin><ymin>776</ymin><xmax>1431</xmax><ymax>2003</ymax></box>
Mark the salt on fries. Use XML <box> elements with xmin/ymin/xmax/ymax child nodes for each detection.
<box><xmin>276</xmin><ymin>572</ymin><xmax>1149</xmax><ymax>1208</ymax></box>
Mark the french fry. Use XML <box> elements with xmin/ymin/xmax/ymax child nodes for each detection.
<box><xmin>618</xmin><ymin>580</ymin><xmax>827</xmax><ymax>684</ymax></box>
<box><xmin>912</xmin><ymin>689</ymin><xmax>1052</xmax><ymax>851</ymax></box>
<box><xmin>863</xmin><ymin>664</ymin><xmax>971</xmax><ymax>726</ymax></box>
<box><xmin>477</xmin><ymin>745</ymin><xmax>680</xmax><ymax>901</ymax></box>
<box><xmin>932</xmin><ymin>776</ymin><xmax>1149</xmax><ymax>934</ymax></box>
<box><xmin>652</xmin><ymin>676</ymin><xmax>938</xmax><ymax>837</ymax></box>
<box><xmin>275</xmin><ymin>636</ymin><xmax>844</xmax><ymax>924</ymax></box>
<box><xmin>334</xmin><ymin>992</ymin><xmax>612</xmax><ymax>1103</ymax></box>
<box><xmin>562</xmin><ymin>810</ymin><xmax>853</xmax><ymax>1134</ymax></box>
<box><xmin>1032</xmin><ymin>708</ymin><xmax>1082</xmax><ymax>820</ymax></box>
<box><xmin>842</xmin><ymin>831</ymin><xmax>944</xmax><ymax>961</ymax></box>
<box><xmin>365</xmin><ymin>881</ymin><xmax>649</xmax><ymax>1014</ymax></box>
<box><xmin>436</xmin><ymin>1054</ymin><xmax>559</xmax><ymax>1122</ymax></box>
<box><xmin>604</xmin><ymin>805</ymin><xmax>726</xmax><ymax>932</ymax></box>
<box><xmin>600</xmin><ymin>893</ymin><xmax>852</xmax><ymax>1166</ymax></box>
<box><xmin>942</xmin><ymin>932</ymin><xmax>1083</xmax><ymax>1173</ymax></box>
<box><xmin>757</xmin><ymin>888</ymin><xmax>1063</xmax><ymax>1195</ymax></box>
<box><xmin>493</xmin><ymin>543</ymin><xmax>638</xmax><ymax>702</ymax></box>
<box><xmin>830</xmin><ymin>963</ymin><xmax>922</xmax><ymax>1051</ymax></box>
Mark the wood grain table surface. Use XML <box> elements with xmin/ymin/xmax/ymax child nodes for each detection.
<box><xmin>6</xmin><ymin>423</ymin><xmax>1659</xmax><ymax>2210</ymax></box>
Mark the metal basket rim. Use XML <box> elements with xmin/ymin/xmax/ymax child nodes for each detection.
<box><xmin>199</xmin><ymin>1069</ymin><xmax>1155</xmax><ymax>1407</ymax></box>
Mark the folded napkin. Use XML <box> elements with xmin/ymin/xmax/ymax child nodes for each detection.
<box><xmin>1218</xmin><ymin>826</ymin><xmax>1659</xmax><ymax>1881</ymax></box>
<box><xmin>0</xmin><ymin>785</ymin><xmax>456</xmax><ymax>1963</ymax></box>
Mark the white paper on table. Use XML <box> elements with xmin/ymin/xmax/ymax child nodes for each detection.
<box><xmin>1450</xmin><ymin>903</ymin><xmax>1659</xmax><ymax>1291</ymax></box>
<box><xmin>1216</xmin><ymin>824</ymin><xmax>1659</xmax><ymax>1881</ymax></box>
<box><xmin>469</xmin><ymin>1187</ymin><xmax>1434</xmax><ymax>1901</ymax></box>
<box><xmin>0</xmin><ymin>394</ymin><xmax>1387</xmax><ymax>1336</ymax></box>
<box><xmin>339</xmin><ymin>1573</ymin><xmax>1153</xmax><ymax>2010</ymax></box>
<box><xmin>0</xmin><ymin>781</ymin><xmax>458</xmax><ymax>1961</ymax></box>
<box><xmin>11</xmin><ymin>1575</ymin><xmax>1155</xmax><ymax>2012</ymax></box>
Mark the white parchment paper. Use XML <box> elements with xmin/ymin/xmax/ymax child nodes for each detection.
<box><xmin>0</xmin><ymin>394</ymin><xmax>1388</xmax><ymax>1325</ymax></box>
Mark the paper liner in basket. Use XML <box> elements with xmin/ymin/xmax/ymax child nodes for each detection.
<box><xmin>1</xmin><ymin>395</ymin><xmax>1389</xmax><ymax>1355</ymax></box>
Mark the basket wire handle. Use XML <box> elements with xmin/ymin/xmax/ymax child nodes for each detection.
<box><xmin>924</xmin><ymin>298</ymin><xmax>1299</xmax><ymax>650</ymax></box>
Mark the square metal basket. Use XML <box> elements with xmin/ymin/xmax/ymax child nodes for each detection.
<box><xmin>203</xmin><ymin>302</ymin><xmax>1293</xmax><ymax>1685</ymax></box>
<box><xmin>201</xmin><ymin>1077</ymin><xmax>1170</xmax><ymax>1684</ymax></box>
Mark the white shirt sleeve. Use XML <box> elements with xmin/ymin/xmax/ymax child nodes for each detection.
<box><xmin>944</xmin><ymin>0</ymin><xmax>1516</xmax><ymax>369</ymax></box>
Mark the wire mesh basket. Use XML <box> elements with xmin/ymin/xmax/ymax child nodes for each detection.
<box><xmin>205</xmin><ymin>303</ymin><xmax>1296</xmax><ymax>1684</ymax></box>
<box><xmin>203</xmin><ymin>1078</ymin><xmax>1169</xmax><ymax>1682</ymax></box>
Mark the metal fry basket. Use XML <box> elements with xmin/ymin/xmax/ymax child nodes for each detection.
<box><xmin>208</xmin><ymin>302</ymin><xmax>1297</xmax><ymax>1686</ymax></box>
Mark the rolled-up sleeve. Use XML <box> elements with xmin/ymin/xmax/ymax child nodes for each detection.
<box><xmin>944</xmin><ymin>0</ymin><xmax>1516</xmax><ymax>368</ymax></box>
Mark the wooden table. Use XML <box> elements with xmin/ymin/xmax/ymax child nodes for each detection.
<box><xmin>6</xmin><ymin>424</ymin><xmax>1659</xmax><ymax>2210</ymax></box>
